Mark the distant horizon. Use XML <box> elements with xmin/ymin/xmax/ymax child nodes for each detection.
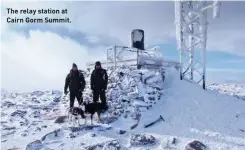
<box><xmin>2</xmin><ymin>76</ymin><xmax>245</xmax><ymax>93</ymax></box>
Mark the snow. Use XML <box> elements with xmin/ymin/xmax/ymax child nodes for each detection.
<box><xmin>133</xmin><ymin>68</ymin><xmax>245</xmax><ymax>137</ymax></box>
<box><xmin>213</xmin><ymin>1</ymin><xmax>221</xmax><ymax>19</ymax></box>
<box><xmin>1</xmin><ymin>67</ymin><xmax>245</xmax><ymax>150</ymax></box>
<box><xmin>1</xmin><ymin>88</ymin><xmax>8</xmax><ymax>96</ymax></box>
<box><xmin>174</xmin><ymin>1</ymin><xmax>182</xmax><ymax>50</ymax></box>
<box><xmin>208</xmin><ymin>83</ymin><xmax>245</xmax><ymax>101</ymax></box>
<box><xmin>137</xmin><ymin>50</ymin><xmax>164</xmax><ymax>68</ymax></box>
<box><xmin>132</xmin><ymin>30</ymin><xmax>143</xmax><ymax>42</ymax></box>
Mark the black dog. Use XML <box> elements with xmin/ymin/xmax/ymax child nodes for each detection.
<box><xmin>83</xmin><ymin>102</ymin><xmax>103</xmax><ymax>125</ymax></box>
<box><xmin>68</xmin><ymin>107</ymin><xmax>85</xmax><ymax>125</ymax></box>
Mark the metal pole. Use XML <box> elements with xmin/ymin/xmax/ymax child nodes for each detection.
<box><xmin>199</xmin><ymin>1</ymin><xmax>207</xmax><ymax>90</ymax></box>
<box><xmin>175</xmin><ymin>1</ymin><xmax>183</xmax><ymax>80</ymax></box>
<box><xmin>203</xmin><ymin>11</ymin><xmax>208</xmax><ymax>90</ymax></box>
<box><xmin>189</xmin><ymin>24</ymin><xmax>194</xmax><ymax>80</ymax></box>
<box><xmin>180</xmin><ymin>2</ymin><xmax>184</xmax><ymax>80</ymax></box>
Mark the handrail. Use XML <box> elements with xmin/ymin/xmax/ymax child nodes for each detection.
<box><xmin>86</xmin><ymin>59</ymin><xmax>180</xmax><ymax>69</ymax></box>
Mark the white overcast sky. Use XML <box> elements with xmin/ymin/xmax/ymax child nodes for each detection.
<box><xmin>1</xmin><ymin>1</ymin><xmax>245</xmax><ymax>92</ymax></box>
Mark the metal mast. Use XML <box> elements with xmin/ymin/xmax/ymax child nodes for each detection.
<box><xmin>175</xmin><ymin>1</ymin><xmax>221</xmax><ymax>89</ymax></box>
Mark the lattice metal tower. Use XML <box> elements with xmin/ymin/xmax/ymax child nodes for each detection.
<box><xmin>175</xmin><ymin>1</ymin><xmax>221</xmax><ymax>89</ymax></box>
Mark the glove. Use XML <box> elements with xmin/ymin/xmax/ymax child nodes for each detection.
<box><xmin>64</xmin><ymin>90</ymin><xmax>68</xmax><ymax>95</ymax></box>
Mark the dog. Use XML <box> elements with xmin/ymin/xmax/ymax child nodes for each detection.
<box><xmin>68</xmin><ymin>106</ymin><xmax>85</xmax><ymax>125</ymax></box>
<box><xmin>83</xmin><ymin>102</ymin><xmax>104</xmax><ymax>125</ymax></box>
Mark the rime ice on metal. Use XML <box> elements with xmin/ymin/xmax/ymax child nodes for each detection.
<box><xmin>174</xmin><ymin>1</ymin><xmax>221</xmax><ymax>89</ymax></box>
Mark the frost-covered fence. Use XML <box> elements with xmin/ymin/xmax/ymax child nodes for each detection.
<box><xmin>106</xmin><ymin>46</ymin><xmax>163</xmax><ymax>70</ymax></box>
<box><xmin>86</xmin><ymin>59</ymin><xmax>180</xmax><ymax>71</ymax></box>
<box><xmin>86</xmin><ymin>46</ymin><xmax>180</xmax><ymax>71</ymax></box>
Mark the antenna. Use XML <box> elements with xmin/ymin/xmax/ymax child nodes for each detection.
<box><xmin>175</xmin><ymin>1</ymin><xmax>221</xmax><ymax>89</ymax></box>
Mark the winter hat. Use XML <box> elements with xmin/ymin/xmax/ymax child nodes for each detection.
<box><xmin>95</xmin><ymin>61</ymin><xmax>101</xmax><ymax>66</ymax></box>
<box><xmin>72</xmin><ymin>63</ymin><xmax>77</xmax><ymax>68</ymax></box>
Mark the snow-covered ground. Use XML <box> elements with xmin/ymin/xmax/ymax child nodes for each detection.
<box><xmin>1</xmin><ymin>67</ymin><xmax>245</xmax><ymax>150</ymax></box>
<box><xmin>208</xmin><ymin>83</ymin><xmax>245</xmax><ymax>101</ymax></box>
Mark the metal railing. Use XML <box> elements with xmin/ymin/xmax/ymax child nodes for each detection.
<box><xmin>86</xmin><ymin>59</ymin><xmax>180</xmax><ymax>70</ymax></box>
<box><xmin>86</xmin><ymin>45</ymin><xmax>180</xmax><ymax>71</ymax></box>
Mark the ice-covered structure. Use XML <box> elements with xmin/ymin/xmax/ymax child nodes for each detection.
<box><xmin>175</xmin><ymin>1</ymin><xmax>221</xmax><ymax>89</ymax></box>
<box><xmin>86</xmin><ymin>29</ymin><xmax>180</xmax><ymax>72</ymax></box>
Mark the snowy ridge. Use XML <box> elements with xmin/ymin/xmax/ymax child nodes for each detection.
<box><xmin>1</xmin><ymin>88</ymin><xmax>8</xmax><ymax>96</ymax></box>
<box><xmin>1</xmin><ymin>67</ymin><xmax>245</xmax><ymax>150</ymax></box>
<box><xmin>208</xmin><ymin>83</ymin><xmax>245</xmax><ymax>101</ymax></box>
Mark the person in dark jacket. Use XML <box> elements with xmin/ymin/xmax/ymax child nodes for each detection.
<box><xmin>90</xmin><ymin>61</ymin><xmax>108</xmax><ymax>111</ymax></box>
<box><xmin>64</xmin><ymin>63</ymin><xmax>86</xmax><ymax>108</ymax></box>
